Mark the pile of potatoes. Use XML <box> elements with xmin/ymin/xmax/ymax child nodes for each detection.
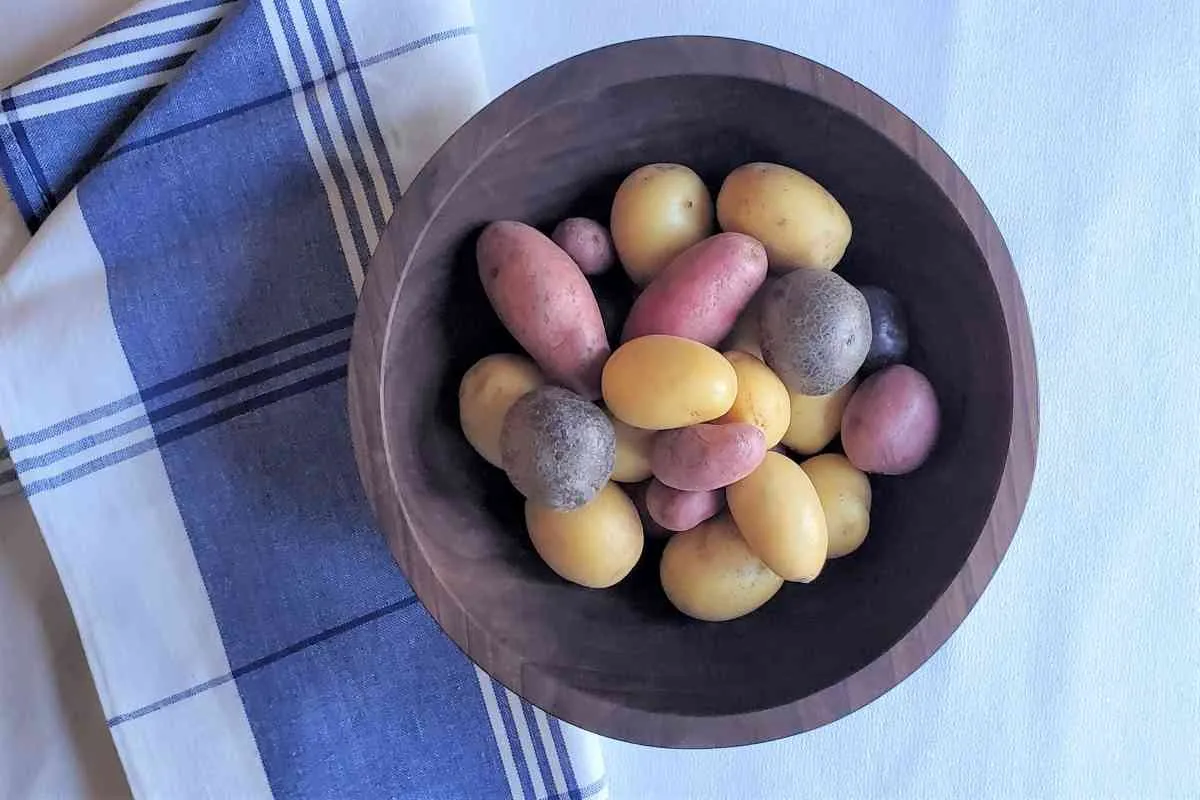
<box><xmin>458</xmin><ymin>161</ymin><xmax>940</xmax><ymax>622</ymax></box>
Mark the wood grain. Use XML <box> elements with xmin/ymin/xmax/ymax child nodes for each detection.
<box><xmin>348</xmin><ymin>36</ymin><xmax>1038</xmax><ymax>748</ymax></box>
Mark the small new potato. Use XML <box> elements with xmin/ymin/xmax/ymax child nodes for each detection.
<box><xmin>859</xmin><ymin>286</ymin><xmax>909</xmax><ymax>373</ymax></box>
<box><xmin>611</xmin><ymin>164</ymin><xmax>714</xmax><ymax>285</ymax></box>
<box><xmin>718</xmin><ymin>351</ymin><xmax>791</xmax><ymax>448</ymax></box>
<box><xmin>621</xmin><ymin>232</ymin><xmax>768</xmax><ymax>346</ymax></box>
<box><xmin>660</xmin><ymin>516</ymin><xmax>784</xmax><ymax>621</ymax></box>
<box><xmin>760</xmin><ymin>267</ymin><xmax>871</xmax><ymax>396</ymax></box>
<box><xmin>781</xmin><ymin>379</ymin><xmax>856</xmax><ymax>455</ymax></box>
<box><xmin>602</xmin><ymin>335</ymin><xmax>737</xmax><ymax>430</ymax></box>
<box><xmin>645</xmin><ymin>480</ymin><xmax>723</xmax><ymax>532</ymax></box>
<box><xmin>477</xmin><ymin>220</ymin><xmax>610</xmax><ymax>398</ymax></box>
<box><xmin>800</xmin><ymin>453</ymin><xmax>872</xmax><ymax>558</ymax></box>
<box><xmin>716</xmin><ymin>162</ymin><xmax>851</xmax><ymax>271</ymax></box>
<box><xmin>458</xmin><ymin>354</ymin><xmax>544</xmax><ymax>467</ymax></box>
<box><xmin>842</xmin><ymin>364</ymin><xmax>940</xmax><ymax>475</ymax></box>
<box><xmin>501</xmin><ymin>386</ymin><xmax>615</xmax><ymax>509</ymax></box>
<box><xmin>609</xmin><ymin>413</ymin><xmax>656</xmax><ymax>483</ymax></box>
<box><xmin>526</xmin><ymin>482</ymin><xmax>644</xmax><ymax>588</ymax></box>
<box><xmin>721</xmin><ymin>280</ymin><xmax>772</xmax><ymax>358</ymax></box>
<box><xmin>727</xmin><ymin>451</ymin><xmax>828</xmax><ymax>582</ymax></box>
<box><xmin>552</xmin><ymin>217</ymin><xmax>615</xmax><ymax>276</ymax></box>
<box><xmin>651</xmin><ymin>422</ymin><xmax>766</xmax><ymax>491</ymax></box>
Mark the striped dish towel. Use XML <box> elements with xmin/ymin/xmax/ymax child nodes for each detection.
<box><xmin>0</xmin><ymin>1</ymin><xmax>607</xmax><ymax>797</ymax></box>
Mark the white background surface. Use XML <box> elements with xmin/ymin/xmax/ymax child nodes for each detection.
<box><xmin>2</xmin><ymin>1</ymin><xmax>1197</xmax><ymax>798</ymax></box>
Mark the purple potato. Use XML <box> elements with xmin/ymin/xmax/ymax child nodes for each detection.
<box><xmin>859</xmin><ymin>286</ymin><xmax>909</xmax><ymax>373</ymax></box>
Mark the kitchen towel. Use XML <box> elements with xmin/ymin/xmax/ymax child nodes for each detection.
<box><xmin>0</xmin><ymin>0</ymin><xmax>606</xmax><ymax>797</ymax></box>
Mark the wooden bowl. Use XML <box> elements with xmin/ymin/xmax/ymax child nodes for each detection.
<box><xmin>349</xmin><ymin>36</ymin><xmax>1038</xmax><ymax>747</ymax></box>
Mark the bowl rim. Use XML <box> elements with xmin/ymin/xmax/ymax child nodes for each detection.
<box><xmin>348</xmin><ymin>35</ymin><xmax>1040</xmax><ymax>748</ymax></box>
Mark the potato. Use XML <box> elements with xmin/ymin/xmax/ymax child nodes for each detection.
<box><xmin>800</xmin><ymin>454</ymin><xmax>871</xmax><ymax>558</ymax></box>
<box><xmin>628</xmin><ymin>480</ymin><xmax>671</xmax><ymax>539</ymax></box>
<box><xmin>716</xmin><ymin>162</ymin><xmax>851</xmax><ymax>271</ymax></box>
<box><xmin>458</xmin><ymin>354</ymin><xmax>544</xmax><ymax>467</ymax></box>
<box><xmin>608</xmin><ymin>413</ymin><xmax>656</xmax><ymax>483</ymax></box>
<box><xmin>611</xmin><ymin>164</ymin><xmax>713</xmax><ymax>285</ymax></box>
<box><xmin>651</xmin><ymin>422</ymin><xmax>766</xmax><ymax>491</ymax></box>
<box><xmin>645</xmin><ymin>480</ymin><xmax>723</xmax><ymax>532</ymax></box>
<box><xmin>477</xmin><ymin>220</ymin><xmax>610</xmax><ymax>398</ymax></box>
<box><xmin>841</xmin><ymin>365</ymin><xmax>939</xmax><ymax>475</ymax></box>
<box><xmin>859</xmin><ymin>286</ymin><xmax>909</xmax><ymax>373</ymax></box>
<box><xmin>500</xmin><ymin>386</ymin><xmax>615</xmax><ymax>509</ymax></box>
<box><xmin>602</xmin><ymin>335</ymin><xmax>737</xmax><ymax>430</ymax></box>
<box><xmin>552</xmin><ymin>217</ymin><xmax>615</xmax><ymax>276</ymax></box>
<box><xmin>660</xmin><ymin>515</ymin><xmax>783</xmax><ymax>621</ymax></box>
<box><xmin>781</xmin><ymin>378</ymin><xmax>856</xmax><ymax>455</ymax></box>
<box><xmin>717</xmin><ymin>351</ymin><xmax>791</xmax><ymax>448</ymax></box>
<box><xmin>526</xmin><ymin>482</ymin><xmax>643</xmax><ymax>588</ymax></box>
<box><xmin>726</xmin><ymin>451</ymin><xmax>828</xmax><ymax>582</ymax></box>
<box><xmin>721</xmin><ymin>280</ymin><xmax>771</xmax><ymax>358</ymax></box>
<box><xmin>621</xmin><ymin>233</ymin><xmax>768</xmax><ymax>346</ymax></box>
<box><xmin>760</xmin><ymin>267</ymin><xmax>870</xmax><ymax>395</ymax></box>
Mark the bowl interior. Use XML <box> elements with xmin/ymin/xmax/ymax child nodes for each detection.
<box><xmin>380</xmin><ymin>74</ymin><xmax>1013</xmax><ymax>723</ymax></box>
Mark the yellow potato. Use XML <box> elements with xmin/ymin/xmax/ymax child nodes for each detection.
<box><xmin>526</xmin><ymin>482</ymin><xmax>644</xmax><ymax>588</ymax></box>
<box><xmin>458</xmin><ymin>353</ymin><xmax>543</xmax><ymax>467</ymax></box>
<box><xmin>602</xmin><ymin>335</ymin><xmax>737</xmax><ymax>430</ymax></box>
<box><xmin>723</xmin><ymin>288</ymin><xmax>766</xmax><ymax>358</ymax></box>
<box><xmin>726</xmin><ymin>451</ymin><xmax>828</xmax><ymax>582</ymax></box>
<box><xmin>611</xmin><ymin>164</ymin><xmax>713</xmax><ymax>285</ymax></box>
<box><xmin>608</xmin><ymin>413</ymin><xmax>656</xmax><ymax>483</ymax></box>
<box><xmin>660</xmin><ymin>516</ymin><xmax>783</xmax><ymax>621</ymax></box>
<box><xmin>718</xmin><ymin>351</ymin><xmax>791</xmax><ymax>448</ymax></box>
<box><xmin>800</xmin><ymin>454</ymin><xmax>872</xmax><ymax>558</ymax></box>
<box><xmin>717</xmin><ymin>162</ymin><xmax>851</xmax><ymax>271</ymax></box>
<box><xmin>781</xmin><ymin>379</ymin><xmax>857</xmax><ymax>455</ymax></box>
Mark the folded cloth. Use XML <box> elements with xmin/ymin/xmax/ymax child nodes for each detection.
<box><xmin>0</xmin><ymin>1</ymin><xmax>606</xmax><ymax>797</ymax></box>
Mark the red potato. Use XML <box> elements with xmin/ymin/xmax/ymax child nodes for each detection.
<box><xmin>645</xmin><ymin>480</ymin><xmax>723</xmax><ymax>532</ymax></box>
<box><xmin>552</xmin><ymin>217</ymin><xmax>615</xmax><ymax>275</ymax></box>
<box><xmin>477</xmin><ymin>221</ymin><xmax>610</xmax><ymax>399</ymax></box>
<box><xmin>621</xmin><ymin>232</ymin><xmax>769</xmax><ymax>346</ymax></box>
<box><xmin>651</xmin><ymin>422</ymin><xmax>767</xmax><ymax>491</ymax></box>
<box><xmin>628</xmin><ymin>480</ymin><xmax>672</xmax><ymax>539</ymax></box>
<box><xmin>841</xmin><ymin>364</ymin><xmax>940</xmax><ymax>475</ymax></box>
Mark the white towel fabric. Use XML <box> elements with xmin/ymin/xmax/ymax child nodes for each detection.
<box><xmin>0</xmin><ymin>0</ymin><xmax>606</xmax><ymax>797</ymax></box>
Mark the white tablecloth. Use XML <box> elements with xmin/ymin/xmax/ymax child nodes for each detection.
<box><xmin>3</xmin><ymin>0</ymin><xmax>1197</xmax><ymax>797</ymax></box>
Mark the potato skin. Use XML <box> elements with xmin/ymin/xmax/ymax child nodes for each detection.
<box><xmin>841</xmin><ymin>365</ymin><xmax>939</xmax><ymax>475</ymax></box>
<box><xmin>526</xmin><ymin>482</ymin><xmax>644</xmax><ymax>588</ymax></box>
<box><xmin>718</xmin><ymin>351</ymin><xmax>791</xmax><ymax>448</ymax></box>
<box><xmin>645</xmin><ymin>480</ymin><xmax>723</xmax><ymax>532</ymax></box>
<box><xmin>660</xmin><ymin>515</ymin><xmax>783</xmax><ymax>622</ymax></box>
<box><xmin>608</xmin><ymin>413</ymin><xmax>656</xmax><ymax>483</ymax></box>
<box><xmin>458</xmin><ymin>354</ymin><xmax>544</xmax><ymax>467</ymax></box>
<box><xmin>781</xmin><ymin>378</ymin><xmax>857</xmax><ymax>455</ymax></box>
<box><xmin>651</xmin><ymin>422</ymin><xmax>766</xmax><ymax>491</ymax></box>
<box><xmin>716</xmin><ymin>162</ymin><xmax>851</xmax><ymax>271</ymax></box>
<box><xmin>800</xmin><ymin>453</ymin><xmax>871</xmax><ymax>558</ymax></box>
<box><xmin>760</xmin><ymin>267</ymin><xmax>871</xmax><ymax>396</ymax></box>
<box><xmin>621</xmin><ymin>233</ymin><xmax>768</xmax><ymax>346</ymax></box>
<box><xmin>726</xmin><ymin>451</ymin><xmax>828</xmax><ymax>582</ymax></box>
<box><xmin>552</xmin><ymin>217</ymin><xmax>615</xmax><ymax>276</ymax></box>
<box><xmin>477</xmin><ymin>220</ymin><xmax>610</xmax><ymax>398</ymax></box>
<box><xmin>602</xmin><ymin>335</ymin><xmax>738</xmax><ymax>430</ymax></box>
<box><xmin>611</xmin><ymin>164</ymin><xmax>714</xmax><ymax>285</ymax></box>
<box><xmin>721</xmin><ymin>279</ymin><xmax>772</xmax><ymax>358</ymax></box>
<box><xmin>859</xmin><ymin>286</ymin><xmax>909</xmax><ymax>373</ymax></box>
<box><xmin>500</xmin><ymin>386</ymin><xmax>615</xmax><ymax>509</ymax></box>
